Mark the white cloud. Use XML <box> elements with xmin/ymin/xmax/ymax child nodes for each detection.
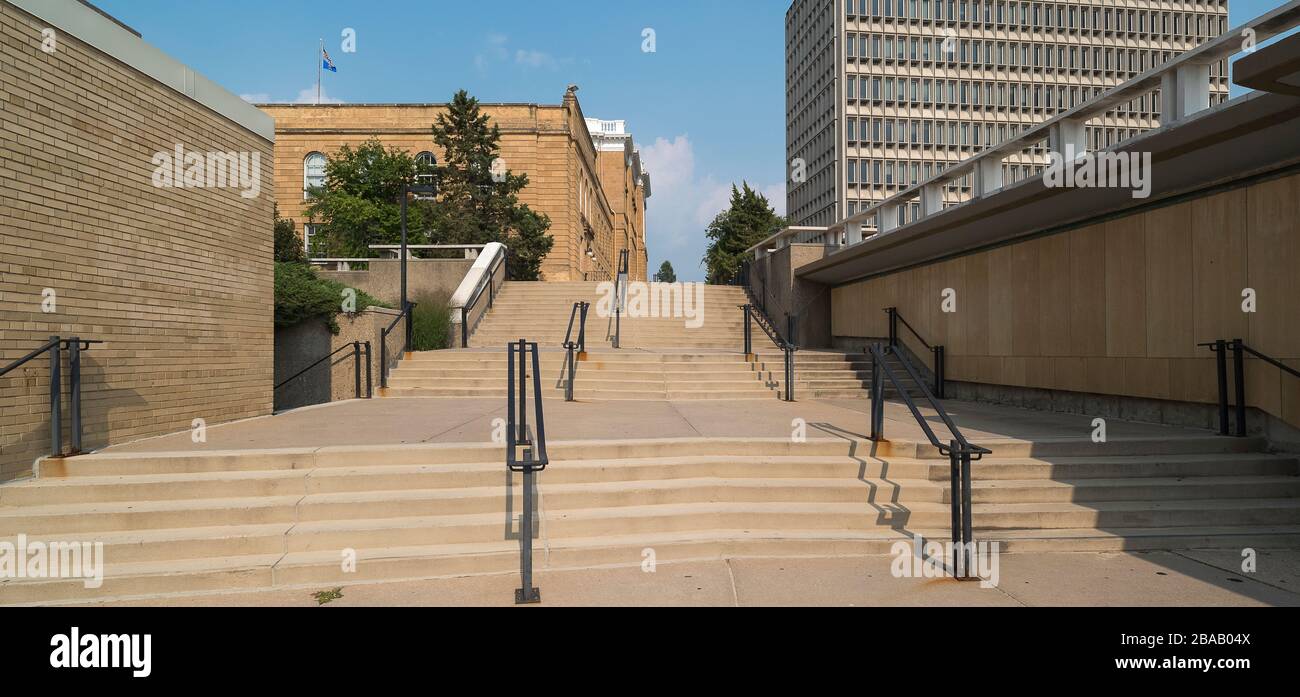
<box><xmin>475</xmin><ymin>34</ymin><xmax>564</xmax><ymax>72</ymax></box>
<box><xmin>475</xmin><ymin>34</ymin><xmax>510</xmax><ymax>71</ymax></box>
<box><xmin>515</xmin><ymin>49</ymin><xmax>558</xmax><ymax>70</ymax></box>
<box><xmin>638</xmin><ymin>135</ymin><xmax>785</xmax><ymax>281</ymax></box>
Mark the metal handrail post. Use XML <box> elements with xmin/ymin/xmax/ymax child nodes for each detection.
<box><xmin>353</xmin><ymin>341</ymin><xmax>362</xmax><ymax>399</ymax></box>
<box><xmin>1232</xmin><ymin>339</ymin><xmax>1247</xmax><ymax>437</ymax></box>
<box><xmin>743</xmin><ymin>305</ymin><xmax>753</xmax><ymax>358</ymax></box>
<box><xmin>949</xmin><ymin>441</ymin><xmax>961</xmax><ymax>575</ymax></box>
<box><xmin>516</xmin><ymin>447</ymin><xmax>540</xmax><ymax>604</ymax></box>
<box><xmin>69</xmin><ymin>337</ymin><xmax>82</xmax><ymax>454</ymax></box>
<box><xmin>48</xmin><ymin>336</ymin><xmax>62</xmax><ymax>457</ymax></box>
<box><xmin>1214</xmin><ymin>340</ymin><xmax>1229</xmax><ymax>435</ymax></box>
<box><xmin>960</xmin><ymin>448</ymin><xmax>975</xmax><ymax>580</ymax></box>
<box><xmin>517</xmin><ymin>339</ymin><xmax>528</xmax><ymax>445</ymax></box>
<box><xmin>380</xmin><ymin>331</ymin><xmax>389</xmax><ymax>389</ymax></box>
<box><xmin>578</xmin><ymin>302</ymin><xmax>588</xmax><ymax>354</ymax></box>
<box><xmin>565</xmin><ymin>344</ymin><xmax>575</xmax><ymax>402</ymax></box>
<box><xmin>364</xmin><ymin>342</ymin><xmax>373</xmax><ymax>398</ymax></box>
<box><xmin>934</xmin><ymin>346</ymin><xmax>946</xmax><ymax>399</ymax></box>
<box><xmin>869</xmin><ymin>344</ymin><xmax>882</xmax><ymax>441</ymax></box>
<box><xmin>784</xmin><ymin>346</ymin><xmax>794</xmax><ymax>402</ymax></box>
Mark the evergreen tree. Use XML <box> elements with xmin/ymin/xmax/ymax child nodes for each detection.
<box><xmin>653</xmin><ymin>260</ymin><xmax>677</xmax><ymax>283</ymax></box>
<box><xmin>430</xmin><ymin>90</ymin><xmax>553</xmax><ymax>280</ymax></box>
<box><xmin>702</xmin><ymin>184</ymin><xmax>787</xmax><ymax>285</ymax></box>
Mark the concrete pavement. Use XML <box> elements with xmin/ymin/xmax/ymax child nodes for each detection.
<box><xmin>77</xmin><ymin>549</ymin><xmax>1300</xmax><ymax>607</ymax></box>
<box><xmin>102</xmin><ymin>395</ymin><xmax>1216</xmax><ymax>454</ymax></box>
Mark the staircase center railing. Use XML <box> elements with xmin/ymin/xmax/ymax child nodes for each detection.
<box><xmin>379</xmin><ymin>302</ymin><xmax>416</xmax><ymax>389</ymax></box>
<box><xmin>1198</xmin><ymin>339</ymin><xmax>1300</xmax><ymax>437</ymax></box>
<box><xmin>562</xmin><ymin>301</ymin><xmax>590</xmax><ymax>402</ymax></box>
<box><xmin>867</xmin><ymin>342</ymin><xmax>989</xmax><ymax>580</ymax></box>
<box><xmin>885</xmin><ymin>307</ymin><xmax>947</xmax><ymax>399</ymax></box>
<box><xmin>507</xmin><ymin>339</ymin><xmax>548</xmax><ymax>604</ymax></box>
<box><xmin>276</xmin><ymin>341</ymin><xmax>372</xmax><ymax>402</ymax></box>
<box><xmin>742</xmin><ymin>304</ymin><xmax>796</xmax><ymax>402</ymax></box>
<box><xmin>612</xmin><ymin>249</ymin><xmax>629</xmax><ymax>349</ymax></box>
<box><xmin>1</xmin><ymin>336</ymin><xmax>103</xmax><ymax>458</ymax></box>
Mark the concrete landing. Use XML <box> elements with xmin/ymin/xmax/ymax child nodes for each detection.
<box><xmin>101</xmin><ymin>396</ymin><xmax>1218</xmax><ymax>454</ymax></box>
<box><xmin>76</xmin><ymin>549</ymin><xmax>1300</xmax><ymax>607</ymax></box>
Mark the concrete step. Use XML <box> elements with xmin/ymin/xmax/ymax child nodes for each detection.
<box><xmin>10</xmin><ymin>523</ymin><xmax>1300</xmax><ymax>606</ymax></box>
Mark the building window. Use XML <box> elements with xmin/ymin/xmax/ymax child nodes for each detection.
<box><xmin>304</xmin><ymin>152</ymin><xmax>326</xmax><ymax>199</ymax></box>
<box><xmin>303</xmin><ymin>224</ymin><xmax>318</xmax><ymax>257</ymax></box>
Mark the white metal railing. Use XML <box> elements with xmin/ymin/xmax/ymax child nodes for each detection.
<box><xmin>745</xmin><ymin>226</ymin><xmax>839</xmax><ymax>258</ymax></box>
<box><xmin>823</xmin><ymin>1</ymin><xmax>1300</xmax><ymax>252</ymax></box>
<box><xmin>367</xmin><ymin>244</ymin><xmax>487</xmax><ymax>259</ymax></box>
<box><xmin>449</xmin><ymin>242</ymin><xmax>509</xmax><ymax>346</ymax></box>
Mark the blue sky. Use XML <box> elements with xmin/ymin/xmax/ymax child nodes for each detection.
<box><xmin>94</xmin><ymin>0</ymin><xmax>1286</xmax><ymax>281</ymax></box>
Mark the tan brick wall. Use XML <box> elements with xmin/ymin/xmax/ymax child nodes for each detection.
<box><xmin>262</xmin><ymin>92</ymin><xmax>621</xmax><ymax>283</ymax></box>
<box><xmin>0</xmin><ymin>2</ymin><xmax>275</xmax><ymax>481</ymax></box>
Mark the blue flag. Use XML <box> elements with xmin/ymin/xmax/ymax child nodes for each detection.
<box><xmin>322</xmin><ymin>48</ymin><xmax>337</xmax><ymax>73</ymax></box>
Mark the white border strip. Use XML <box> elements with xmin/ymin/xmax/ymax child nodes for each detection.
<box><xmin>8</xmin><ymin>0</ymin><xmax>274</xmax><ymax>142</ymax></box>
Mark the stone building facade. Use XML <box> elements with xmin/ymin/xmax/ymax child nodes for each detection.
<box><xmin>261</xmin><ymin>89</ymin><xmax>651</xmax><ymax>282</ymax></box>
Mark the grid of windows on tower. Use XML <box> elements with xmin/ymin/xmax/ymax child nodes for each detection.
<box><xmin>786</xmin><ymin>0</ymin><xmax>1230</xmax><ymax>226</ymax></box>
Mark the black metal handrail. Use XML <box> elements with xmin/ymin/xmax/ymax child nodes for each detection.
<box><xmin>742</xmin><ymin>304</ymin><xmax>796</xmax><ymax>402</ymax></box>
<box><xmin>0</xmin><ymin>336</ymin><xmax>102</xmax><ymax>457</ymax></box>
<box><xmin>885</xmin><ymin>307</ymin><xmax>947</xmax><ymax>399</ymax></box>
<box><xmin>380</xmin><ymin>302</ymin><xmax>416</xmax><ymax>389</ymax></box>
<box><xmin>562</xmin><ymin>302</ymin><xmax>590</xmax><ymax>402</ymax></box>
<box><xmin>275</xmin><ymin>341</ymin><xmax>372</xmax><ymax>400</ymax></box>
<box><xmin>867</xmin><ymin>342</ymin><xmax>989</xmax><ymax>580</ymax></box>
<box><xmin>612</xmin><ymin>249</ymin><xmax>629</xmax><ymax>349</ymax></box>
<box><xmin>1199</xmin><ymin>339</ymin><xmax>1300</xmax><ymax>437</ymax></box>
<box><xmin>507</xmin><ymin>339</ymin><xmax>548</xmax><ymax>604</ymax></box>
<box><xmin>460</xmin><ymin>248</ymin><xmax>509</xmax><ymax>348</ymax></box>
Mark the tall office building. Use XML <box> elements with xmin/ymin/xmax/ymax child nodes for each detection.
<box><xmin>785</xmin><ymin>0</ymin><xmax>1230</xmax><ymax>227</ymax></box>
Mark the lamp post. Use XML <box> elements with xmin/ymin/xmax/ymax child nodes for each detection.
<box><xmin>400</xmin><ymin>180</ymin><xmax>437</xmax><ymax>350</ymax></box>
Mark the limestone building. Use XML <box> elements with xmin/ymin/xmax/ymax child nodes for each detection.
<box><xmin>261</xmin><ymin>89</ymin><xmax>651</xmax><ymax>282</ymax></box>
<box><xmin>786</xmin><ymin>0</ymin><xmax>1231</xmax><ymax>226</ymax></box>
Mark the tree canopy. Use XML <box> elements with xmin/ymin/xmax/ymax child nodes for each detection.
<box><xmin>303</xmin><ymin>90</ymin><xmax>553</xmax><ymax>279</ymax></box>
<box><xmin>653</xmin><ymin>260</ymin><xmax>677</xmax><ymax>283</ymax></box>
<box><xmin>702</xmin><ymin>184</ymin><xmax>787</xmax><ymax>285</ymax></box>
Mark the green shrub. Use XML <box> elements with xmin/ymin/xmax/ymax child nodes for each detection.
<box><xmin>410</xmin><ymin>292</ymin><xmax>452</xmax><ymax>351</ymax></box>
<box><xmin>274</xmin><ymin>262</ymin><xmax>388</xmax><ymax>334</ymax></box>
<box><xmin>273</xmin><ymin>205</ymin><xmax>307</xmax><ymax>264</ymax></box>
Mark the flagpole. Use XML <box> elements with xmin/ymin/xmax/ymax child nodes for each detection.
<box><xmin>317</xmin><ymin>39</ymin><xmax>322</xmax><ymax>105</ymax></box>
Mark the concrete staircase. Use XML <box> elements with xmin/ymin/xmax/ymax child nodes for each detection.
<box><xmin>3</xmin><ymin>434</ymin><xmax>1298</xmax><ymax>604</ymax></box>
<box><xmin>754</xmin><ymin>349</ymin><xmax>928</xmax><ymax>399</ymax></box>
<box><xmin>386</xmin><ymin>350</ymin><xmax>777</xmax><ymax>400</ymax></box>
<box><xmin>387</xmin><ymin>281</ymin><xmax>787</xmax><ymax>399</ymax></box>
<box><xmin>467</xmin><ymin>281</ymin><xmax>762</xmax><ymax>351</ymax></box>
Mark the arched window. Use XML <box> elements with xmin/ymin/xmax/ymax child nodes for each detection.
<box><xmin>304</xmin><ymin>152</ymin><xmax>326</xmax><ymax>199</ymax></box>
<box><xmin>415</xmin><ymin>151</ymin><xmax>436</xmax><ymax>169</ymax></box>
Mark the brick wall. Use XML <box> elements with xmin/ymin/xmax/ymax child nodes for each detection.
<box><xmin>0</xmin><ymin>1</ymin><xmax>275</xmax><ymax>481</ymax></box>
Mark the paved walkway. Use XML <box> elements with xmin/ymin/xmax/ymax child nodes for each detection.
<box><xmin>82</xmin><ymin>549</ymin><xmax>1300</xmax><ymax>607</ymax></box>
<box><xmin>104</xmin><ymin>396</ymin><xmax>1215</xmax><ymax>453</ymax></box>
